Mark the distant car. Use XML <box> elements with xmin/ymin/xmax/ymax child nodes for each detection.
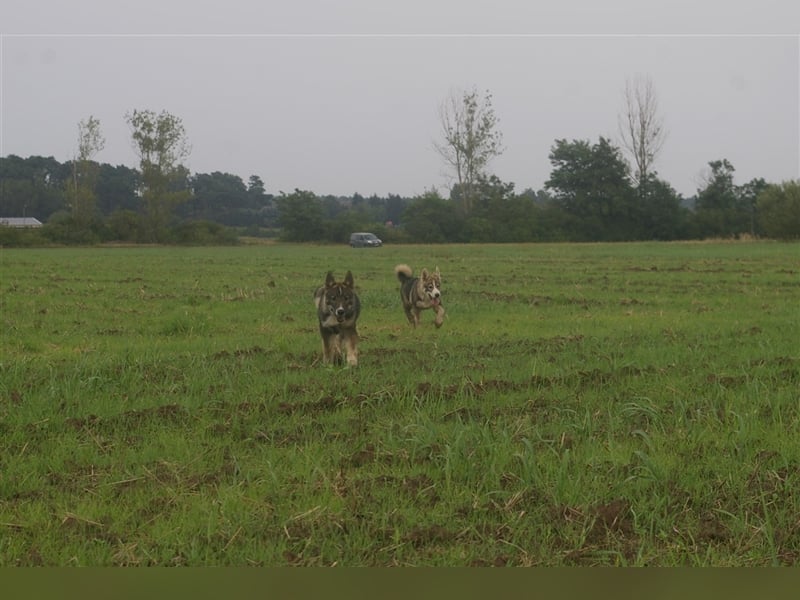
<box><xmin>349</xmin><ymin>232</ymin><xmax>383</xmax><ymax>248</ymax></box>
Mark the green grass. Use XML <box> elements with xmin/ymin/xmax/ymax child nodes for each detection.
<box><xmin>1</xmin><ymin>241</ymin><xmax>799</xmax><ymax>565</ymax></box>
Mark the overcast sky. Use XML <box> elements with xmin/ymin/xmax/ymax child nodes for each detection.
<box><xmin>2</xmin><ymin>1</ymin><xmax>798</xmax><ymax>199</ymax></box>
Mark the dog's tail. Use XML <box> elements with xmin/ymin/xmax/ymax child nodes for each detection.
<box><xmin>395</xmin><ymin>264</ymin><xmax>413</xmax><ymax>283</ymax></box>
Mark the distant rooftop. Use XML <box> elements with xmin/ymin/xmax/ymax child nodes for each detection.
<box><xmin>0</xmin><ymin>217</ymin><xmax>43</xmax><ymax>228</ymax></box>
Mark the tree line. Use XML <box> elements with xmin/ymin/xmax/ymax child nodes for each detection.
<box><xmin>1</xmin><ymin>87</ymin><xmax>799</xmax><ymax>246</ymax></box>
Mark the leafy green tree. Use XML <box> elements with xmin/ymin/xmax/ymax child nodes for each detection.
<box><xmin>757</xmin><ymin>180</ymin><xmax>800</xmax><ymax>240</ymax></box>
<box><xmin>385</xmin><ymin>194</ymin><xmax>407</xmax><ymax>227</ymax></box>
<box><xmin>0</xmin><ymin>155</ymin><xmax>66</xmax><ymax>220</ymax></box>
<box><xmin>96</xmin><ymin>163</ymin><xmax>140</xmax><ymax>215</ymax></box>
<box><xmin>326</xmin><ymin>210</ymin><xmax>371</xmax><ymax>244</ymax></box>
<box><xmin>545</xmin><ymin>137</ymin><xmax>636</xmax><ymax>241</ymax></box>
<box><xmin>106</xmin><ymin>209</ymin><xmax>145</xmax><ymax>242</ymax></box>
<box><xmin>247</xmin><ymin>175</ymin><xmax>266</xmax><ymax>198</ymax></box>
<box><xmin>694</xmin><ymin>159</ymin><xmax>752</xmax><ymax>238</ymax></box>
<box><xmin>638</xmin><ymin>175</ymin><xmax>689</xmax><ymax>240</ymax></box>
<box><xmin>246</xmin><ymin>175</ymin><xmax>277</xmax><ymax>228</ymax></box>
<box><xmin>125</xmin><ymin>109</ymin><xmax>191</xmax><ymax>241</ymax></box>
<box><xmin>434</xmin><ymin>87</ymin><xmax>504</xmax><ymax>214</ymax></box>
<box><xmin>738</xmin><ymin>177</ymin><xmax>769</xmax><ymax>236</ymax></box>
<box><xmin>185</xmin><ymin>172</ymin><xmax>248</xmax><ymax>224</ymax></box>
<box><xmin>402</xmin><ymin>189</ymin><xmax>465</xmax><ymax>242</ymax></box>
<box><xmin>320</xmin><ymin>195</ymin><xmax>348</xmax><ymax>221</ymax></box>
<box><xmin>275</xmin><ymin>189</ymin><xmax>325</xmax><ymax>241</ymax></box>
<box><xmin>464</xmin><ymin>175</ymin><xmax>540</xmax><ymax>242</ymax></box>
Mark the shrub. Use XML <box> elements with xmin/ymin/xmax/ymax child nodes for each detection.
<box><xmin>171</xmin><ymin>220</ymin><xmax>239</xmax><ymax>245</ymax></box>
<box><xmin>757</xmin><ymin>181</ymin><xmax>800</xmax><ymax>240</ymax></box>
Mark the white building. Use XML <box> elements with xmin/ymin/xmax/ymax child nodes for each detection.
<box><xmin>0</xmin><ymin>217</ymin><xmax>43</xmax><ymax>228</ymax></box>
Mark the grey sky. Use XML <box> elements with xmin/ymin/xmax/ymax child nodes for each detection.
<box><xmin>2</xmin><ymin>1</ymin><xmax>798</xmax><ymax>199</ymax></box>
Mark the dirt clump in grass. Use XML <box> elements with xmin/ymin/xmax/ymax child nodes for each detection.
<box><xmin>401</xmin><ymin>474</ymin><xmax>439</xmax><ymax>505</ymax></box>
<box><xmin>587</xmin><ymin>498</ymin><xmax>633</xmax><ymax>540</ymax></box>
<box><xmin>403</xmin><ymin>524</ymin><xmax>457</xmax><ymax>548</ymax></box>
<box><xmin>696</xmin><ymin>513</ymin><xmax>729</xmax><ymax>544</ymax></box>
<box><xmin>343</xmin><ymin>443</ymin><xmax>376</xmax><ymax>468</ymax></box>
<box><xmin>468</xmin><ymin>555</ymin><xmax>510</xmax><ymax>567</ymax></box>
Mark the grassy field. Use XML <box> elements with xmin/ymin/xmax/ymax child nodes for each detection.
<box><xmin>1</xmin><ymin>241</ymin><xmax>799</xmax><ymax>566</ymax></box>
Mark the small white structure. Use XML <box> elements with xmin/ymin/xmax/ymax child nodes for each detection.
<box><xmin>0</xmin><ymin>217</ymin><xmax>43</xmax><ymax>228</ymax></box>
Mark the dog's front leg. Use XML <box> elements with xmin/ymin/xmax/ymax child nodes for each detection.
<box><xmin>321</xmin><ymin>329</ymin><xmax>341</xmax><ymax>365</ymax></box>
<box><xmin>342</xmin><ymin>331</ymin><xmax>359</xmax><ymax>366</ymax></box>
<box><xmin>321</xmin><ymin>333</ymin><xmax>333</xmax><ymax>364</ymax></box>
<box><xmin>433</xmin><ymin>304</ymin><xmax>445</xmax><ymax>328</ymax></box>
<box><xmin>331</xmin><ymin>334</ymin><xmax>344</xmax><ymax>365</ymax></box>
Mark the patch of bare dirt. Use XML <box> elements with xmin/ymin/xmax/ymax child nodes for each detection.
<box><xmin>403</xmin><ymin>524</ymin><xmax>457</xmax><ymax>548</ymax></box>
<box><xmin>343</xmin><ymin>443</ymin><xmax>376</xmax><ymax>468</ymax></box>
<box><xmin>468</xmin><ymin>555</ymin><xmax>509</xmax><ymax>567</ymax></box>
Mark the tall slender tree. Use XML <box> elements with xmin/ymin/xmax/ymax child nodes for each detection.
<box><xmin>434</xmin><ymin>86</ymin><xmax>504</xmax><ymax>214</ymax></box>
<box><xmin>618</xmin><ymin>74</ymin><xmax>667</xmax><ymax>192</ymax></box>
<box><xmin>66</xmin><ymin>115</ymin><xmax>105</xmax><ymax>225</ymax></box>
<box><xmin>125</xmin><ymin>109</ymin><xmax>191</xmax><ymax>241</ymax></box>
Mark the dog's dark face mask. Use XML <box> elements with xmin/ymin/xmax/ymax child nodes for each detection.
<box><xmin>323</xmin><ymin>271</ymin><xmax>357</xmax><ymax>322</ymax></box>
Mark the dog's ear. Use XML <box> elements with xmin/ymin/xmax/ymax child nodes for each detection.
<box><xmin>325</xmin><ymin>271</ymin><xmax>336</xmax><ymax>287</ymax></box>
<box><xmin>420</xmin><ymin>268</ymin><xmax>429</xmax><ymax>279</ymax></box>
<box><xmin>344</xmin><ymin>270</ymin><xmax>354</xmax><ymax>288</ymax></box>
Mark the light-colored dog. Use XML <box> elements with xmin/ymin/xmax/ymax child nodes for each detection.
<box><xmin>395</xmin><ymin>264</ymin><xmax>445</xmax><ymax>328</ymax></box>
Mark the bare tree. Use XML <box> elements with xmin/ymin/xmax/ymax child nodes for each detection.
<box><xmin>618</xmin><ymin>74</ymin><xmax>667</xmax><ymax>191</ymax></box>
<box><xmin>434</xmin><ymin>86</ymin><xmax>504</xmax><ymax>213</ymax></box>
